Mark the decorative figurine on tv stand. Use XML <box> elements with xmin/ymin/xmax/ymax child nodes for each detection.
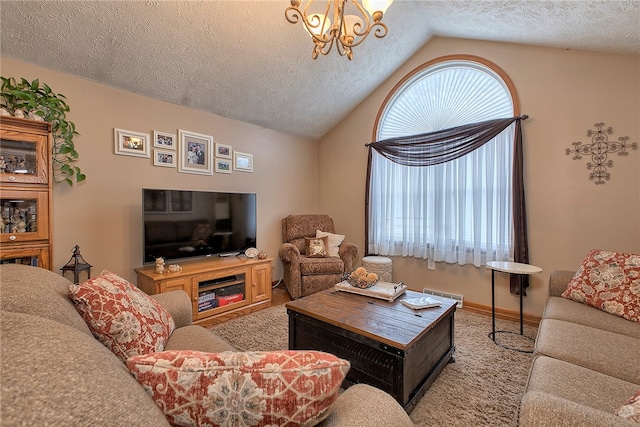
<box><xmin>155</xmin><ymin>257</ymin><xmax>165</xmax><ymax>274</ymax></box>
<box><xmin>168</xmin><ymin>264</ymin><xmax>182</xmax><ymax>273</ymax></box>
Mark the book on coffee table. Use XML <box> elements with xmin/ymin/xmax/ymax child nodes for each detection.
<box><xmin>335</xmin><ymin>280</ymin><xmax>407</xmax><ymax>302</ymax></box>
<box><xmin>400</xmin><ymin>295</ymin><xmax>442</xmax><ymax>310</ymax></box>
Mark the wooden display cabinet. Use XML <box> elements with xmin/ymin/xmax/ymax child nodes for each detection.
<box><xmin>0</xmin><ymin>117</ymin><xmax>53</xmax><ymax>269</ymax></box>
<box><xmin>135</xmin><ymin>256</ymin><xmax>273</xmax><ymax>326</ymax></box>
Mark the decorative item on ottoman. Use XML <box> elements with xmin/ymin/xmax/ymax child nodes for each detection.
<box><xmin>344</xmin><ymin>267</ymin><xmax>379</xmax><ymax>289</ymax></box>
<box><xmin>361</xmin><ymin>255</ymin><xmax>393</xmax><ymax>282</ymax></box>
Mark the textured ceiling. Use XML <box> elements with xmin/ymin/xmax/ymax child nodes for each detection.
<box><xmin>1</xmin><ymin>1</ymin><xmax>639</xmax><ymax>141</ymax></box>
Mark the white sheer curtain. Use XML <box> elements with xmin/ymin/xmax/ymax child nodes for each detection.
<box><xmin>368</xmin><ymin>126</ymin><xmax>515</xmax><ymax>266</ymax></box>
<box><xmin>369</xmin><ymin>59</ymin><xmax>516</xmax><ymax>267</ymax></box>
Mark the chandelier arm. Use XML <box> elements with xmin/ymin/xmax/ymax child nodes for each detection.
<box><xmin>371</xmin><ymin>22</ymin><xmax>389</xmax><ymax>39</ymax></box>
<box><xmin>284</xmin><ymin>6</ymin><xmax>301</xmax><ymax>24</ymax></box>
<box><xmin>339</xmin><ymin>22</ymin><xmax>387</xmax><ymax>48</ymax></box>
<box><xmin>348</xmin><ymin>0</ymin><xmax>372</xmax><ymax>37</ymax></box>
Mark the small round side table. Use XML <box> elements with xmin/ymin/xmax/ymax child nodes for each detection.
<box><xmin>487</xmin><ymin>261</ymin><xmax>542</xmax><ymax>353</ymax></box>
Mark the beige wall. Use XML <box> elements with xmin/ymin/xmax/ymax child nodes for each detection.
<box><xmin>1</xmin><ymin>57</ymin><xmax>319</xmax><ymax>283</ymax></box>
<box><xmin>318</xmin><ymin>37</ymin><xmax>640</xmax><ymax>317</ymax></box>
<box><xmin>3</xmin><ymin>37</ymin><xmax>639</xmax><ymax>317</ymax></box>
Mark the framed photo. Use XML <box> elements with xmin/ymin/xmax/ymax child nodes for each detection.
<box><xmin>233</xmin><ymin>151</ymin><xmax>253</xmax><ymax>172</ymax></box>
<box><xmin>153</xmin><ymin>131</ymin><xmax>176</xmax><ymax>149</ymax></box>
<box><xmin>114</xmin><ymin>128</ymin><xmax>150</xmax><ymax>158</ymax></box>
<box><xmin>215</xmin><ymin>158</ymin><xmax>232</xmax><ymax>174</ymax></box>
<box><xmin>178</xmin><ymin>129</ymin><xmax>213</xmax><ymax>175</ymax></box>
<box><xmin>153</xmin><ymin>149</ymin><xmax>176</xmax><ymax>167</ymax></box>
<box><xmin>215</xmin><ymin>143</ymin><xmax>232</xmax><ymax>159</ymax></box>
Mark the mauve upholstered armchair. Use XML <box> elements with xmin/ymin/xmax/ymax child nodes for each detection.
<box><xmin>279</xmin><ymin>214</ymin><xmax>358</xmax><ymax>299</ymax></box>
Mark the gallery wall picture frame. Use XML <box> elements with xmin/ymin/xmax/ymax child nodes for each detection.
<box><xmin>178</xmin><ymin>129</ymin><xmax>213</xmax><ymax>175</ymax></box>
<box><xmin>215</xmin><ymin>158</ymin><xmax>232</xmax><ymax>174</ymax></box>
<box><xmin>233</xmin><ymin>151</ymin><xmax>253</xmax><ymax>172</ymax></box>
<box><xmin>114</xmin><ymin>128</ymin><xmax>150</xmax><ymax>158</ymax></box>
<box><xmin>153</xmin><ymin>149</ymin><xmax>176</xmax><ymax>167</ymax></box>
<box><xmin>215</xmin><ymin>142</ymin><xmax>232</xmax><ymax>159</ymax></box>
<box><xmin>153</xmin><ymin>131</ymin><xmax>176</xmax><ymax>149</ymax></box>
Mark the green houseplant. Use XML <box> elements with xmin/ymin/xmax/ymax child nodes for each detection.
<box><xmin>1</xmin><ymin>77</ymin><xmax>85</xmax><ymax>185</ymax></box>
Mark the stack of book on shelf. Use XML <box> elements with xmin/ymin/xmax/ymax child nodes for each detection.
<box><xmin>400</xmin><ymin>295</ymin><xmax>442</xmax><ymax>310</ymax></box>
<box><xmin>335</xmin><ymin>280</ymin><xmax>407</xmax><ymax>302</ymax></box>
<box><xmin>198</xmin><ymin>292</ymin><xmax>217</xmax><ymax>312</ymax></box>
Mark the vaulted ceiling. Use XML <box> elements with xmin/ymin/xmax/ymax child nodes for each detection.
<box><xmin>1</xmin><ymin>1</ymin><xmax>639</xmax><ymax>141</ymax></box>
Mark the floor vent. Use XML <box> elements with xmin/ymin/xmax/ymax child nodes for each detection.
<box><xmin>422</xmin><ymin>288</ymin><xmax>464</xmax><ymax>308</ymax></box>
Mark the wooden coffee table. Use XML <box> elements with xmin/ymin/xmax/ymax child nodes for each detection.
<box><xmin>286</xmin><ymin>287</ymin><xmax>457</xmax><ymax>413</ymax></box>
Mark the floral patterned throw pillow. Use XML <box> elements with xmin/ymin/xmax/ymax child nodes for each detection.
<box><xmin>617</xmin><ymin>390</ymin><xmax>640</xmax><ymax>422</ymax></box>
<box><xmin>126</xmin><ymin>350</ymin><xmax>350</xmax><ymax>427</ymax></box>
<box><xmin>562</xmin><ymin>249</ymin><xmax>640</xmax><ymax>322</ymax></box>
<box><xmin>69</xmin><ymin>270</ymin><xmax>175</xmax><ymax>362</ymax></box>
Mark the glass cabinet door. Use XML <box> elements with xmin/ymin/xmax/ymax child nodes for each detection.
<box><xmin>0</xmin><ymin>245</ymin><xmax>50</xmax><ymax>270</ymax></box>
<box><xmin>0</xmin><ymin>190</ymin><xmax>49</xmax><ymax>243</ymax></box>
<box><xmin>0</xmin><ymin>121</ymin><xmax>50</xmax><ymax>185</ymax></box>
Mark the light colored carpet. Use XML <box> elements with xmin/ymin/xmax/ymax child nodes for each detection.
<box><xmin>209</xmin><ymin>304</ymin><xmax>537</xmax><ymax>426</ymax></box>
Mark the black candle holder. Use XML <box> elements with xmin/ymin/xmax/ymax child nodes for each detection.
<box><xmin>60</xmin><ymin>245</ymin><xmax>92</xmax><ymax>284</ymax></box>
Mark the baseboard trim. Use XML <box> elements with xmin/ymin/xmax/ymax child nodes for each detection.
<box><xmin>462</xmin><ymin>301</ymin><xmax>541</xmax><ymax>327</ymax></box>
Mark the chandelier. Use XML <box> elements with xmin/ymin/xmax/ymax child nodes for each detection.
<box><xmin>285</xmin><ymin>0</ymin><xmax>393</xmax><ymax>60</ymax></box>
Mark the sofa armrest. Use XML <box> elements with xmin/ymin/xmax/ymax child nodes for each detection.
<box><xmin>280</xmin><ymin>243</ymin><xmax>302</xmax><ymax>299</ymax></box>
<box><xmin>319</xmin><ymin>384</ymin><xmax>413</xmax><ymax>427</ymax></box>
<box><xmin>150</xmin><ymin>290</ymin><xmax>193</xmax><ymax>328</ymax></box>
<box><xmin>548</xmin><ymin>270</ymin><xmax>576</xmax><ymax>297</ymax></box>
<box><xmin>279</xmin><ymin>242</ymin><xmax>301</xmax><ymax>264</ymax></box>
<box><xmin>338</xmin><ymin>242</ymin><xmax>358</xmax><ymax>273</ymax></box>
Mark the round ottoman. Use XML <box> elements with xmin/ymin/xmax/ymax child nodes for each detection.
<box><xmin>361</xmin><ymin>256</ymin><xmax>393</xmax><ymax>282</ymax></box>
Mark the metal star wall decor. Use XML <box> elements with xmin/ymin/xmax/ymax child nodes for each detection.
<box><xmin>566</xmin><ymin>122</ymin><xmax>637</xmax><ymax>185</ymax></box>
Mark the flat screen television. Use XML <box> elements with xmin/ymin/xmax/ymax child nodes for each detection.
<box><xmin>142</xmin><ymin>189</ymin><xmax>256</xmax><ymax>264</ymax></box>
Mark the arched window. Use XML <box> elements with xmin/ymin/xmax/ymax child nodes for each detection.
<box><xmin>369</xmin><ymin>55</ymin><xmax>520</xmax><ymax>266</ymax></box>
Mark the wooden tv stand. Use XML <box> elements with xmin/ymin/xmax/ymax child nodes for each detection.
<box><xmin>135</xmin><ymin>256</ymin><xmax>273</xmax><ymax>327</ymax></box>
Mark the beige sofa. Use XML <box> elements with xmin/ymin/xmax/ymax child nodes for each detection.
<box><xmin>518</xmin><ymin>270</ymin><xmax>640</xmax><ymax>427</ymax></box>
<box><xmin>0</xmin><ymin>264</ymin><xmax>413</xmax><ymax>427</ymax></box>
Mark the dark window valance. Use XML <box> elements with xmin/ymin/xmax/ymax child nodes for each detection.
<box><xmin>366</xmin><ymin>115</ymin><xmax>528</xmax><ymax>166</ymax></box>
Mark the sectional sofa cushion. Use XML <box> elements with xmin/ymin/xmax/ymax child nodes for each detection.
<box><xmin>127</xmin><ymin>350</ymin><xmax>350</xmax><ymax>427</ymax></box>
<box><xmin>562</xmin><ymin>249</ymin><xmax>640</xmax><ymax>322</ymax></box>
<box><xmin>543</xmin><ymin>296</ymin><xmax>640</xmax><ymax>339</ymax></box>
<box><xmin>1</xmin><ymin>311</ymin><xmax>171</xmax><ymax>427</ymax></box>
<box><xmin>0</xmin><ymin>264</ymin><xmax>93</xmax><ymax>335</ymax></box>
<box><xmin>163</xmin><ymin>325</ymin><xmax>237</xmax><ymax>353</ymax></box>
<box><xmin>535</xmin><ymin>318</ymin><xmax>640</xmax><ymax>384</ymax></box>
<box><xmin>69</xmin><ymin>270</ymin><xmax>176</xmax><ymax>362</ymax></box>
<box><xmin>525</xmin><ymin>356</ymin><xmax>639</xmax><ymax>414</ymax></box>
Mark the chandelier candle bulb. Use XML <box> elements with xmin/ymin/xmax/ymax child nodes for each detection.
<box><xmin>362</xmin><ymin>0</ymin><xmax>393</xmax><ymax>17</ymax></box>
